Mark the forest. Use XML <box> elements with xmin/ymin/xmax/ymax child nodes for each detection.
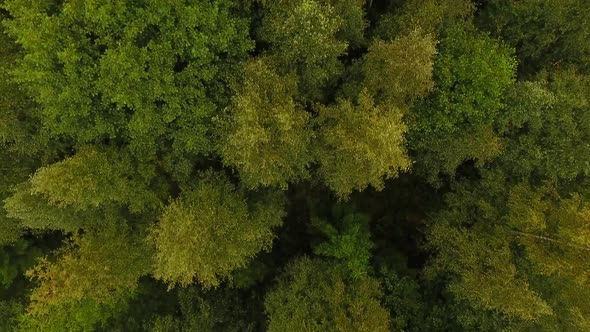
<box><xmin>1</xmin><ymin>0</ymin><xmax>590</xmax><ymax>331</ymax></box>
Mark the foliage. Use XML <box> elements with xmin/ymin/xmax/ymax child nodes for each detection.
<box><xmin>426</xmin><ymin>170</ymin><xmax>590</xmax><ymax>329</ymax></box>
<box><xmin>0</xmin><ymin>154</ymin><xmax>32</xmax><ymax>244</ymax></box>
<box><xmin>410</xmin><ymin>22</ymin><xmax>516</xmax><ymax>182</ymax></box>
<box><xmin>416</xmin><ymin>23</ymin><xmax>517</xmax><ymax>134</ymax></box>
<box><xmin>0</xmin><ymin>9</ymin><xmax>39</xmax><ymax>156</ymax></box>
<box><xmin>379</xmin><ymin>268</ymin><xmax>427</xmax><ymax>331</ymax></box>
<box><xmin>0</xmin><ymin>239</ymin><xmax>42</xmax><ymax>288</ymax></box>
<box><xmin>0</xmin><ymin>0</ymin><xmax>590</xmax><ymax>330</ymax></box>
<box><xmin>478</xmin><ymin>0</ymin><xmax>590</xmax><ymax>75</ymax></box>
<box><xmin>324</xmin><ymin>0</ymin><xmax>367</xmax><ymax>48</ymax></box>
<box><xmin>150</xmin><ymin>171</ymin><xmax>284</xmax><ymax>288</ymax></box>
<box><xmin>28</xmin><ymin>147</ymin><xmax>159</xmax><ymax>213</ymax></box>
<box><xmin>363</xmin><ymin>30</ymin><xmax>436</xmax><ymax>107</ymax></box>
<box><xmin>4</xmin><ymin>182</ymin><xmax>120</xmax><ymax>232</ymax></box>
<box><xmin>264</xmin><ymin>257</ymin><xmax>390</xmax><ymax>332</ymax></box>
<box><xmin>498</xmin><ymin>70</ymin><xmax>590</xmax><ymax>180</ymax></box>
<box><xmin>258</xmin><ymin>0</ymin><xmax>347</xmax><ymax>100</ymax></box>
<box><xmin>312</xmin><ymin>211</ymin><xmax>373</xmax><ymax>278</ymax></box>
<box><xmin>315</xmin><ymin>90</ymin><xmax>410</xmax><ymax>197</ymax></box>
<box><xmin>218</xmin><ymin>58</ymin><xmax>312</xmax><ymax>189</ymax></box>
<box><xmin>21</xmin><ymin>223</ymin><xmax>149</xmax><ymax>331</ymax></box>
<box><xmin>373</xmin><ymin>0</ymin><xmax>474</xmax><ymax>39</ymax></box>
<box><xmin>3</xmin><ymin>0</ymin><xmax>253</xmax><ymax>161</ymax></box>
<box><xmin>149</xmin><ymin>287</ymin><xmax>255</xmax><ymax>332</ymax></box>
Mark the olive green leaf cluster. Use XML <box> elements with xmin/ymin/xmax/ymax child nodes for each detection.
<box><xmin>218</xmin><ymin>58</ymin><xmax>312</xmax><ymax>189</ymax></box>
<box><xmin>3</xmin><ymin>0</ymin><xmax>253</xmax><ymax>163</ymax></box>
<box><xmin>264</xmin><ymin>257</ymin><xmax>390</xmax><ymax>332</ymax></box>
<box><xmin>315</xmin><ymin>90</ymin><xmax>410</xmax><ymax>197</ymax></box>
<box><xmin>150</xmin><ymin>171</ymin><xmax>284</xmax><ymax>288</ymax></box>
<box><xmin>22</xmin><ymin>223</ymin><xmax>149</xmax><ymax>331</ymax></box>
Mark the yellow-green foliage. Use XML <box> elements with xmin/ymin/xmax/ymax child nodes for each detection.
<box><xmin>322</xmin><ymin>0</ymin><xmax>367</xmax><ymax>47</ymax></box>
<box><xmin>2</xmin><ymin>0</ymin><xmax>590</xmax><ymax>330</ymax></box>
<box><xmin>427</xmin><ymin>171</ymin><xmax>590</xmax><ymax>328</ymax></box>
<box><xmin>150</xmin><ymin>172</ymin><xmax>284</xmax><ymax>287</ymax></box>
<box><xmin>315</xmin><ymin>90</ymin><xmax>410</xmax><ymax>197</ymax></box>
<box><xmin>428</xmin><ymin>222</ymin><xmax>553</xmax><ymax>321</ymax></box>
<box><xmin>384</xmin><ymin>0</ymin><xmax>474</xmax><ymax>36</ymax></box>
<box><xmin>2</xmin><ymin>0</ymin><xmax>253</xmax><ymax>159</ymax></box>
<box><xmin>4</xmin><ymin>182</ymin><xmax>109</xmax><ymax>231</ymax></box>
<box><xmin>22</xmin><ymin>223</ymin><xmax>149</xmax><ymax>330</ymax></box>
<box><xmin>218</xmin><ymin>59</ymin><xmax>312</xmax><ymax>189</ymax></box>
<box><xmin>363</xmin><ymin>30</ymin><xmax>436</xmax><ymax>107</ymax></box>
<box><xmin>28</xmin><ymin>148</ymin><xmax>158</xmax><ymax>213</ymax></box>
<box><xmin>259</xmin><ymin>0</ymin><xmax>348</xmax><ymax>99</ymax></box>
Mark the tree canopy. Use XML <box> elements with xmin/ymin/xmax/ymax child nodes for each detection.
<box><xmin>1</xmin><ymin>0</ymin><xmax>590</xmax><ymax>331</ymax></box>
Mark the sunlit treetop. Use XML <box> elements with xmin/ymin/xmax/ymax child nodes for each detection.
<box><xmin>150</xmin><ymin>171</ymin><xmax>285</xmax><ymax>288</ymax></box>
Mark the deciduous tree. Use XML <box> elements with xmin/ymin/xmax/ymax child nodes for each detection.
<box><xmin>150</xmin><ymin>171</ymin><xmax>284</xmax><ymax>288</ymax></box>
<box><xmin>315</xmin><ymin>90</ymin><xmax>410</xmax><ymax>197</ymax></box>
<box><xmin>217</xmin><ymin>58</ymin><xmax>312</xmax><ymax>189</ymax></box>
<box><xmin>264</xmin><ymin>257</ymin><xmax>390</xmax><ymax>332</ymax></box>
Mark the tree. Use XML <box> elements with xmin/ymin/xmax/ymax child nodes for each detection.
<box><xmin>312</xmin><ymin>210</ymin><xmax>373</xmax><ymax>279</ymax></box>
<box><xmin>3</xmin><ymin>0</ymin><xmax>253</xmax><ymax>162</ymax></box>
<box><xmin>149</xmin><ymin>287</ymin><xmax>255</xmax><ymax>332</ymax></box>
<box><xmin>497</xmin><ymin>69</ymin><xmax>590</xmax><ymax>181</ymax></box>
<box><xmin>379</xmin><ymin>268</ymin><xmax>430</xmax><ymax>331</ymax></box>
<box><xmin>478</xmin><ymin>0</ymin><xmax>590</xmax><ymax>75</ymax></box>
<box><xmin>150</xmin><ymin>171</ymin><xmax>285</xmax><ymax>288</ymax></box>
<box><xmin>363</xmin><ymin>30</ymin><xmax>436</xmax><ymax>107</ymax></box>
<box><xmin>416</xmin><ymin>23</ymin><xmax>516</xmax><ymax>134</ymax></box>
<box><xmin>320</xmin><ymin>26</ymin><xmax>436</xmax><ymax>196</ymax></box>
<box><xmin>0</xmin><ymin>239</ymin><xmax>42</xmax><ymax>290</ymax></box>
<box><xmin>3</xmin><ymin>1</ymin><xmax>590</xmax><ymax>330</ymax></box>
<box><xmin>323</xmin><ymin>0</ymin><xmax>367</xmax><ymax>48</ymax></box>
<box><xmin>0</xmin><ymin>5</ymin><xmax>39</xmax><ymax>156</ymax></box>
<box><xmin>314</xmin><ymin>90</ymin><xmax>410</xmax><ymax>198</ymax></box>
<box><xmin>258</xmin><ymin>0</ymin><xmax>348</xmax><ymax>101</ymax></box>
<box><xmin>0</xmin><ymin>238</ymin><xmax>46</xmax><ymax>332</ymax></box>
<box><xmin>373</xmin><ymin>0</ymin><xmax>474</xmax><ymax>39</ymax></box>
<box><xmin>4</xmin><ymin>147</ymin><xmax>160</xmax><ymax>232</ymax></box>
<box><xmin>20</xmin><ymin>223</ymin><xmax>150</xmax><ymax>331</ymax></box>
<box><xmin>5</xmin><ymin>182</ymin><xmax>118</xmax><ymax>232</ymax></box>
<box><xmin>28</xmin><ymin>147</ymin><xmax>158</xmax><ymax>213</ymax></box>
<box><xmin>0</xmin><ymin>154</ymin><xmax>31</xmax><ymax>244</ymax></box>
<box><xmin>217</xmin><ymin>58</ymin><xmax>312</xmax><ymax>189</ymax></box>
<box><xmin>426</xmin><ymin>170</ymin><xmax>590</xmax><ymax>330</ymax></box>
<box><xmin>264</xmin><ymin>257</ymin><xmax>390</xmax><ymax>332</ymax></box>
<box><xmin>0</xmin><ymin>1</ymin><xmax>44</xmax><ymax>246</ymax></box>
<box><xmin>410</xmin><ymin>23</ymin><xmax>516</xmax><ymax>183</ymax></box>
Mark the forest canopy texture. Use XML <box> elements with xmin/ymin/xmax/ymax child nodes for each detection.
<box><xmin>1</xmin><ymin>0</ymin><xmax>590</xmax><ymax>331</ymax></box>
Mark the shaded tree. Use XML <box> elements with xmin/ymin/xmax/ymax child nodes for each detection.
<box><xmin>426</xmin><ymin>170</ymin><xmax>590</xmax><ymax>329</ymax></box>
<box><xmin>264</xmin><ymin>257</ymin><xmax>390</xmax><ymax>332</ymax></box>
<box><xmin>478</xmin><ymin>0</ymin><xmax>590</xmax><ymax>75</ymax></box>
